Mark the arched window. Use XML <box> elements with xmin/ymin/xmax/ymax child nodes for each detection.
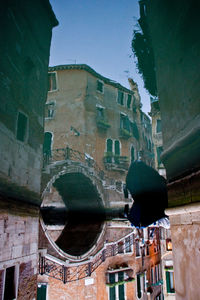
<box><xmin>43</xmin><ymin>132</ymin><xmax>52</xmax><ymax>156</ymax></box>
<box><xmin>131</xmin><ymin>146</ymin><xmax>135</xmax><ymax>162</ymax></box>
<box><xmin>106</xmin><ymin>138</ymin><xmax>113</xmax><ymax>153</ymax></box>
<box><xmin>106</xmin><ymin>139</ymin><xmax>113</xmax><ymax>163</ymax></box>
<box><xmin>114</xmin><ymin>140</ymin><xmax>120</xmax><ymax>156</ymax></box>
<box><xmin>114</xmin><ymin>140</ymin><xmax>120</xmax><ymax>164</ymax></box>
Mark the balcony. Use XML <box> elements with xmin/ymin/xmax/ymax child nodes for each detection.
<box><xmin>96</xmin><ymin>118</ymin><xmax>111</xmax><ymax>130</ymax></box>
<box><xmin>103</xmin><ymin>153</ymin><xmax>129</xmax><ymax>172</ymax></box>
<box><xmin>119</xmin><ymin>128</ymin><xmax>132</xmax><ymax>139</ymax></box>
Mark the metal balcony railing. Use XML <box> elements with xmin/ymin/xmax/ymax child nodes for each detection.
<box><xmin>39</xmin><ymin>232</ymin><xmax>135</xmax><ymax>283</ymax></box>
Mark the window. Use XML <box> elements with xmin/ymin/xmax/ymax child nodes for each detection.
<box><xmin>127</xmin><ymin>94</ymin><xmax>132</xmax><ymax>109</ymax></box>
<box><xmin>125</xmin><ymin>237</ymin><xmax>132</xmax><ymax>253</ymax></box>
<box><xmin>3</xmin><ymin>265</ymin><xmax>19</xmax><ymax>300</ymax></box>
<box><xmin>166</xmin><ymin>239</ymin><xmax>172</xmax><ymax>251</ymax></box>
<box><xmin>136</xmin><ymin>274</ymin><xmax>142</xmax><ymax>299</ymax></box>
<box><xmin>16</xmin><ymin>111</ymin><xmax>28</xmax><ymax>142</ymax></box>
<box><xmin>118</xmin><ymin>272</ymin><xmax>125</xmax><ymax>300</ymax></box>
<box><xmin>143</xmin><ymin>272</ymin><xmax>147</xmax><ymax>293</ymax></box>
<box><xmin>166</xmin><ymin>271</ymin><xmax>175</xmax><ymax>293</ymax></box>
<box><xmin>48</xmin><ymin>72</ymin><xmax>57</xmax><ymax>91</ymax></box>
<box><xmin>157</xmin><ymin>146</ymin><xmax>163</xmax><ymax>165</ymax></box>
<box><xmin>43</xmin><ymin>132</ymin><xmax>53</xmax><ymax>164</ymax></box>
<box><xmin>156</xmin><ymin>119</ymin><xmax>162</xmax><ymax>133</ymax></box>
<box><xmin>135</xmin><ymin>240</ymin><xmax>140</xmax><ymax>257</ymax></box>
<box><xmin>109</xmin><ymin>273</ymin><xmax>116</xmax><ymax>300</ymax></box>
<box><xmin>155</xmin><ymin>265</ymin><xmax>158</xmax><ymax>283</ymax></box>
<box><xmin>106</xmin><ymin>139</ymin><xmax>113</xmax><ymax>163</ymax></box>
<box><xmin>131</xmin><ymin>146</ymin><xmax>135</xmax><ymax>162</ymax></box>
<box><xmin>131</xmin><ymin>122</ymin><xmax>139</xmax><ymax>140</ymax></box>
<box><xmin>109</xmin><ymin>272</ymin><xmax>125</xmax><ymax>300</ymax></box>
<box><xmin>151</xmin><ymin>267</ymin><xmax>154</xmax><ymax>284</ymax></box>
<box><xmin>118</xmin><ymin>241</ymin><xmax>124</xmax><ymax>254</ymax></box>
<box><xmin>37</xmin><ymin>283</ymin><xmax>47</xmax><ymax>300</ymax></box>
<box><xmin>97</xmin><ymin>107</ymin><xmax>104</xmax><ymax>120</ymax></box>
<box><xmin>97</xmin><ymin>80</ymin><xmax>104</xmax><ymax>93</ymax></box>
<box><xmin>4</xmin><ymin>266</ymin><xmax>15</xmax><ymax>300</ymax></box>
<box><xmin>114</xmin><ymin>140</ymin><xmax>120</xmax><ymax>164</ymax></box>
<box><xmin>117</xmin><ymin>90</ymin><xmax>124</xmax><ymax>105</ymax></box>
<box><xmin>106</xmin><ymin>139</ymin><xmax>113</xmax><ymax>153</ymax></box>
<box><xmin>146</xmin><ymin>244</ymin><xmax>149</xmax><ymax>256</ymax></box>
<box><xmin>120</xmin><ymin>114</ymin><xmax>130</xmax><ymax>131</ymax></box>
<box><xmin>45</xmin><ymin>102</ymin><xmax>56</xmax><ymax>119</ymax></box>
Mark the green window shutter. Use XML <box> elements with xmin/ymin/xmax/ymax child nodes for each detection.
<box><xmin>156</xmin><ymin>146</ymin><xmax>163</xmax><ymax>165</ymax></box>
<box><xmin>107</xmin><ymin>139</ymin><xmax>113</xmax><ymax>153</ymax></box>
<box><xmin>37</xmin><ymin>284</ymin><xmax>47</xmax><ymax>300</ymax></box>
<box><xmin>166</xmin><ymin>271</ymin><xmax>171</xmax><ymax>293</ymax></box>
<box><xmin>114</xmin><ymin>140</ymin><xmax>120</xmax><ymax>156</ymax></box>
<box><xmin>109</xmin><ymin>273</ymin><xmax>116</xmax><ymax>300</ymax></box>
<box><xmin>118</xmin><ymin>272</ymin><xmax>125</xmax><ymax>300</ymax></box>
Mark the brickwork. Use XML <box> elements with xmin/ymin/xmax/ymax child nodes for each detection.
<box><xmin>0</xmin><ymin>270</ymin><xmax>4</xmax><ymax>299</ymax></box>
<box><xmin>18</xmin><ymin>262</ymin><xmax>37</xmax><ymax>300</ymax></box>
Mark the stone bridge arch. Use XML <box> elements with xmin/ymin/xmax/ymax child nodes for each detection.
<box><xmin>40</xmin><ymin>160</ymin><xmax>108</xmax><ymax>259</ymax></box>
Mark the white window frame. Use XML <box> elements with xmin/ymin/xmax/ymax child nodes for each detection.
<box><xmin>135</xmin><ymin>240</ymin><xmax>141</xmax><ymax>258</ymax></box>
<box><xmin>125</xmin><ymin>236</ymin><xmax>133</xmax><ymax>254</ymax></box>
<box><xmin>48</xmin><ymin>72</ymin><xmax>58</xmax><ymax>92</ymax></box>
<box><xmin>45</xmin><ymin>100</ymin><xmax>56</xmax><ymax>120</ymax></box>
<box><xmin>2</xmin><ymin>264</ymin><xmax>19</xmax><ymax>300</ymax></box>
<box><xmin>96</xmin><ymin>79</ymin><xmax>104</xmax><ymax>94</ymax></box>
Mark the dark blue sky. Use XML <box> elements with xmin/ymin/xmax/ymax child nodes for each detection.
<box><xmin>49</xmin><ymin>0</ymin><xmax>150</xmax><ymax>114</ymax></box>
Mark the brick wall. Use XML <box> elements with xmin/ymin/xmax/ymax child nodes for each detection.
<box><xmin>18</xmin><ymin>262</ymin><xmax>37</xmax><ymax>300</ymax></box>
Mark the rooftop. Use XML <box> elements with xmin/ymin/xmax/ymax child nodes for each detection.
<box><xmin>48</xmin><ymin>64</ymin><xmax>134</xmax><ymax>94</ymax></box>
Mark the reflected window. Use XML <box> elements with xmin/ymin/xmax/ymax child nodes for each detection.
<box><xmin>157</xmin><ymin>146</ymin><xmax>163</xmax><ymax>165</ymax></box>
<box><xmin>37</xmin><ymin>283</ymin><xmax>47</xmax><ymax>300</ymax></box>
<box><xmin>16</xmin><ymin>111</ymin><xmax>28</xmax><ymax>142</ymax></box>
<box><xmin>166</xmin><ymin>271</ymin><xmax>175</xmax><ymax>293</ymax></box>
<box><xmin>156</xmin><ymin>119</ymin><xmax>162</xmax><ymax>133</ymax></box>
<box><xmin>127</xmin><ymin>94</ymin><xmax>132</xmax><ymax>109</ymax></box>
<box><xmin>131</xmin><ymin>146</ymin><xmax>135</xmax><ymax>162</ymax></box>
<box><xmin>97</xmin><ymin>80</ymin><xmax>104</xmax><ymax>93</ymax></box>
<box><xmin>117</xmin><ymin>90</ymin><xmax>124</xmax><ymax>105</ymax></box>
<box><xmin>136</xmin><ymin>274</ymin><xmax>142</xmax><ymax>299</ymax></box>
<box><xmin>48</xmin><ymin>72</ymin><xmax>57</xmax><ymax>91</ymax></box>
<box><xmin>45</xmin><ymin>102</ymin><xmax>56</xmax><ymax>119</ymax></box>
<box><xmin>166</xmin><ymin>239</ymin><xmax>172</xmax><ymax>251</ymax></box>
<box><xmin>3</xmin><ymin>266</ymin><xmax>17</xmax><ymax>300</ymax></box>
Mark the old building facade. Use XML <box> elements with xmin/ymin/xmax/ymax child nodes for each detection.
<box><xmin>0</xmin><ymin>1</ymin><xmax>57</xmax><ymax>299</ymax></box>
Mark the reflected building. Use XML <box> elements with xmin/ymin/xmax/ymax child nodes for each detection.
<box><xmin>37</xmin><ymin>65</ymin><xmax>161</xmax><ymax>299</ymax></box>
